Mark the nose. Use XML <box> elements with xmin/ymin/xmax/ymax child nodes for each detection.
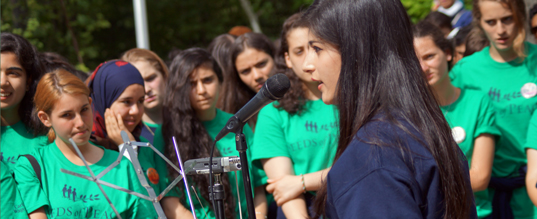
<box><xmin>129</xmin><ymin>102</ymin><xmax>141</xmax><ymax>116</ymax></box>
<box><xmin>252</xmin><ymin>68</ymin><xmax>264</xmax><ymax>82</ymax></box>
<box><xmin>0</xmin><ymin>71</ymin><xmax>7</xmax><ymax>87</ymax></box>
<box><xmin>419</xmin><ymin>59</ymin><xmax>429</xmax><ymax>73</ymax></box>
<box><xmin>74</xmin><ymin>113</ymin><xmax>85</xmax><ymax>129</ymax></box>
<box><xmin>144</xmin><ymin>82</ymin><xmax>151</xmax><ymax>94</ymax></box>
<box><xmin>498</xmin><ymin>22</ymin><xmax>507</xmax><ymax>35</ymax></box>
<box><xmin>302</xmin><ymin>50</ymin><xmax>316</xmax><ymax>74</ymax></box>
<box><xmin>196</xmin><ymin>81</ymin><xmax>206</xmax><ymax>95</ymax></box>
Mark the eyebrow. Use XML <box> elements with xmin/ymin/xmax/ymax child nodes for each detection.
<box><xmin>484</xmin><ymin>15</ymin><xmax>512</xmax><ymax>21</ymax></box>
<box><xmin>7</xmin><ymin>67</ymin><xmax>24</xmax><ymax>71</ymax></box>
<box><xmin>144</xmin><ymin>73</ymin><xmax>157</xmax><ymax>79</ymax></box>
<box><xmin>256</xmin><ymin>59</ymin><xmax>268</xmax><ymax>64</ymax></box>
<box><xmin>58</xmin><ymin>104</ymin><xmax>89</xmax><ymax>114</ymax></box>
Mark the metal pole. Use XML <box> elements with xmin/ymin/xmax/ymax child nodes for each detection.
<box><xmin>133</xmin><ymin>0</ymin><xmax>150</xmax><ymax>49</ymax></box>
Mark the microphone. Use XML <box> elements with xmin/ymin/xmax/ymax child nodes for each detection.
<box><xmin>184</xmin><ymin>156</ymin><xmax>241</xmax><ymax>175</ymax></box>
<box><xmin>215</xmin><ymin>73</ymin><xmax>290</xmax><ymax>141</ymax></box>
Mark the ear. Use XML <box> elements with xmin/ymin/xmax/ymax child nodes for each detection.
<box><xmin>88</xmin><ymin>97</ymin><xmax>93</xmax><ymax>105</ymax></box>
<box><xmin>37</xmin><ymin>111</ymin><xmax>52</xmax><ymax>128</ymax></box>
<box><xmin>284</xmin><ymin>52</ymin><xmax>293</xmax><ymax>69</ymax></box>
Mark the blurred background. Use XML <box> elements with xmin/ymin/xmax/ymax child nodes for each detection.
<box><xmin>0</xmin><ymin>0</ymin><xmax>534</xmax><ymax>72</ymax></box>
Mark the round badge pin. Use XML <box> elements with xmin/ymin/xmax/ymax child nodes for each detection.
<box><xmin>147</xmin><ymin>168</ymin><xmax>160</xmax><ymax>185</ymax></box>
<box><xmin>521</xmin><ymin>82</ymin><xmax>537</xmax><ymax>99</ymax></box>
<box><xmin>451</xmin><ymin>126</ymin><xmax>466</xmax><ymax>144</ymax></box>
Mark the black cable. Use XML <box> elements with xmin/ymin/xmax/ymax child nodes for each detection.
<box><xmin>208</xmin><ymin>140</ymin><xmax>218</xmax><ymax>218</ymax></box>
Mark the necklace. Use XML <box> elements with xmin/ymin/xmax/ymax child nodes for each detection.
<box><xmin>143</xmin><ymin>122</ymin><xmax>155</xmax><ymax>136</ymax></box>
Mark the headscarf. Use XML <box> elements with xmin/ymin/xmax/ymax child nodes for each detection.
<box><xmin>87</xmin><ymin>60</ymin><xmax>145</xmax><ymax>146</ymax></box>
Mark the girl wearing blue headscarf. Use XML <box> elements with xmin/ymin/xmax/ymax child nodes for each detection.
<box><xmin>87</xmin><ymin>60</ymin><xmax>167</xmax><ymax>207</ymax></box>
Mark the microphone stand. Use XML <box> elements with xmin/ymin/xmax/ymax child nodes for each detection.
<box><xmin>217</xmin><ymin>117</ymin><xmax>255</xmax><ymax>219</ymax></box>
<box><xmin>209</xmin><ymin>174</ymin><xmax>225</xmax><ymax>219</ymax></box>
<box><xmin>235</xmin><ymin>126</ymin><xmax>255</xmax><ymax>219</ymax></box>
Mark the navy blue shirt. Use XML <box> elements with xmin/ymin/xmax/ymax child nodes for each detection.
<box><xmin>325</xmin><ymin>117</ymin><xmax>476</xmax><ymax>219</ymax></box>
<box><xmin>140</xmin><ymin>122</ymin><xmax>158</xmax><ymax>144</ymax></box>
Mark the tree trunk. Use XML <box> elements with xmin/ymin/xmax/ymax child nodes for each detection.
<box><xmin>10</xmin><ymin>0</ymin><xmax>27</xmax><ymax>30</ymax></box>
<box><xmin>59</xmin><ymin>0</ymin><xmax>84</xmax><ymax>65</ymax></box>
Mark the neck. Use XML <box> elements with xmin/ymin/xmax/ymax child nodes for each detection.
<box><xmin>197</xmin><ymin>107</ymin><xmax>217</xmax><ymax>122</ymax></box>
<box><xmin>142</xmin><ymin>106</ymin><xmax>163</xmax><ymax>124</ymax></box>
<box><xmin>303</xmin><ymin>81</ymin><xmax>322</xmax><ymax>100</ymax></box>
<box><xmin>431</xmin><ymin>79</ymin><xmax>460</xmax><ymax>106</ymax></box>
<box><xmin>1</xmin><ymin>107</ymin><xmax>20</xmax><ymax>126</ymax></box>
<box><xmin>55</xmin><ymin>137</ymin><xmax>103</xmax><ymax>166</ymax></box>
<box><xmin>489</xmin><ymin>46</ymin><xmax>519</xmax><ymax>63</ymax></box>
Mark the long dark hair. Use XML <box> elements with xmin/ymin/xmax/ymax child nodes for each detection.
<box><xmin>39</xmin><ymin>52</ymin><xmax>89</xmax><ymax>81</ymax></box>
<box><xmin>1</xmin><ymin>33</ymin><xmax>44</xmax><ymax>135</ymax></box>
<box><xmin>218</xmin><ymin>32</ymin><xmax>275</xmax><ymax>129</ymax></box>
<box><xmin>303</xmin><ymin>0</ymin><xmax>472</xmax><ymax>218</ymax></box>
<box><xmin>273</xmin><ymin>12</ymin><xmax>309</xmax><ymax>115</ymax></box>
<box><xmin>162</xmin><ymin>48</ymin><xmax>235</xmax><ymax>218</ymax></box>
<box><xmin>208</xmin><ymin>34</ymin><xmax>237</xmax><ymax>86</ymax></box>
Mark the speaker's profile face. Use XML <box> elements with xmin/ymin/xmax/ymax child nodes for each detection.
<box><xmin>302</xmin><ymin>32</ymin><xmax>341</xmax><ymax>105</ymax></box>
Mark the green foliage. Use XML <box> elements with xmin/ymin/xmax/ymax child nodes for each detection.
<box><xmin>402</xmin><ymin>0</ymin><xmax>434</xmax><ymax>23</ymax></box>
<box><xmin>1</xmin><ymin>0</ymin><xmax>314</xmax><ymax>70</ymax></box>
<box><xmin>3</xmin><ymin>0</ymin><xmax>474</xmax><ymax>70</ymax></box>
<box><xmin>401</xmin><ymin>0</ymin><xmax>474</xmax><ymax>24</ymax></box>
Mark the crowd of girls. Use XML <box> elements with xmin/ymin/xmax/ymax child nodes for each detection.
<box><xmin>3</xmin><ymin>0</ymin><xmax>537</xmax><ymax>218</ymax></box>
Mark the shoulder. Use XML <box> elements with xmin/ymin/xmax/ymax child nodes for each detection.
<box><xmin>456</xmin><ymin>49</ymin><xmax>488</xmax><ymax>66</ymax></box>
<box><xmin>461</xmin><ymin>89</ymin><xmax>490</xmax><ymax>104</ymax></box>
<box><xmin>356</xmin><ymin>118</ymin><xmax>433</xmax><ymax>155</ymax></box>
<box><xmin>525</xmin><ymin>42</ymin><xmax>537</xmax><ymax>60</ymax></box>
<box><xmin>335</xmin><ymin>118</ymin><xmax>436</xmax><ymax>178</ymax></box>
<box><xmin>256</xmin><ymin>102</ymin><xmax>286</xmax><ymax>125</ymax></box>
<box><xmin>526</xmin><ymin>41</ymin><xmax>537</xmax><ymax>52</ymax></box>
<box><xmin>216</xmin><ymin>108</ymin><xmax>233</xmax><ymax>120</ymax></box>
<box><xmin>259</xmin><ymin>101</ymin><xmax>282</xmax><ymax>115</ymax></box>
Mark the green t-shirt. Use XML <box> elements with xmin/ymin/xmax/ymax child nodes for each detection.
<box><xmin>525</xmin><ymin>109</ymin><xmax>537</xmax><ymax>150</ymax></box>
<box><xmin>138</xmin><ymin>134</ymin><xmax>167</xmax><ymax>196</ymax></box>
<box><xmin>1</xmin><ymin>121</ymin><xmax>48</xmax><ymax>170</ymax></box>
<box><xmin>153</xmin><ymin>109</ymin><xmax>260</xmax><ymax>219</ymax></box>
<box><xmin>1</xmin><ymin>160</ymin><xmax>27</xmax><ymax>218</ymax></box>
<box><xmin>14</xmin><ymin>141</ymin><xmax>156</xmax><ymax>218</ymax></box>
<box><xmin>251</xmin><ymin>99</ymin><xmax>339</xmax><ymax>180</ymax></box>
<box><xmin>440</xmin><ymin>89</ymin><xmax>501</xmax><ymax>219</ymax></box>
<box><xmin>450</xmin><ymin>42</ymin><xmax>537</xmax><ymax>219</ymax></box>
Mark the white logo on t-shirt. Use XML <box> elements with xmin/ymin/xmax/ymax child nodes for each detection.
<box><xmin>452</xmin><ymin>126</ymin><xmax>466</xmax><ymax>144</ymax></box>
<box><xmin>521</xmin><ymin>83</ymin><xmax>537</xmax><ymax>99</ymax></box>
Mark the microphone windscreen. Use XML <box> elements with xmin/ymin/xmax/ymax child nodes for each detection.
<box><xmin>266</xmin><ymin>73</ymin><xmax>291</xmax><ymax>99</ymax></box>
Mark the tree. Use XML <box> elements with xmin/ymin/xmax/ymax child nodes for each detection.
<box><xmin>1</xmin><ymin>0</ymin><xmax>314</xmax><ymax>70</ymax></box>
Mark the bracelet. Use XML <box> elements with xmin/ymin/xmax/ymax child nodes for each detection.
<box><xmin>255</xmin><ymin>212</ymin><xmax>267</xmax><ymax>219</ymax></box>
<box><xmin>301</xmin><ymin>174</ymin><xmax>306</xmax><ymax>194</ymax></box>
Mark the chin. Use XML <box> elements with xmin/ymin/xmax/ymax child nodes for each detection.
<box><xmin>322</xmin><ymin>95</ymin><xmax>334</xmax><ymax>105</ymax></box>
<box><xmin>69</xmin><ymin>137</ymin><xmax>89</xmax><ymax>146</ymax></box>
<box><xmin>144</xmin><ymin>100</ymin><xmax>159</xmax><ymax>110</ymax></box>
<box><xmin>126</xmin><ymin>126</ymin><xmax>137</xmax><ymax>133</ymax></box>
<box><xmin>0</xmin><ymin>102</ymin><xmax>16</xmax><ymax>110</ymax></box>
<box><xmin>494</xmin><ymin>42</ymin><xmax>514</xmax><ymax>51</ymax></box>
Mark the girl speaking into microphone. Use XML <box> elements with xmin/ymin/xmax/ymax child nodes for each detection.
<box><xmin>300</xmin><ymin>0</ymin><xmax>476</xmax><ymax>218</ymax></box>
